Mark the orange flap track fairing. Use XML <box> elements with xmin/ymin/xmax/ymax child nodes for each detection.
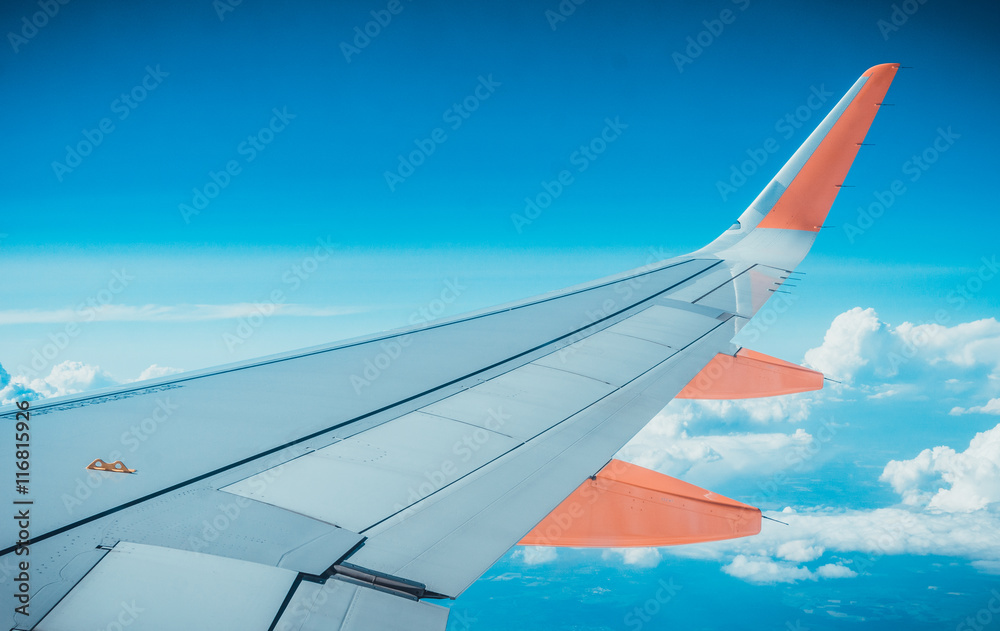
<box><xmin>519</xmin><ymin>459</ymin><xmax>761</xmax><ymax>548</ymax></box>
<box><xmin>677</xmin><ymin>348</ymin><xmax>823</xmax><ymax>400</ymax></box>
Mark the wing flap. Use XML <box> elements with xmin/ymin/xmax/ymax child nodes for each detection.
<box><xmin>421</xmin><ymin>363</ymin><xmax>615</xmax><ymax>440</ymax></box>
<box><xmin>222</xmin><ymin>412</ymin><xmax>519</xmax><ymax>533</ymax></box>
<box><xmin>532</xmin><ymin>330</ymin><xmax>681</xmax><ymax>386</ymax></box>
<box><xmin>275</xmin><ymin>578</ymin><xmax>449</xmax><ymax>631</ymax></box>
<box><xmin>604</xmin><ymin>304</ymin><xmax>723</xmax><ymax>348</ymax></box>
<box><xmin>34</xmin><ymin>542</ymin><xmax>296</xmax><ymax>631</ymax></box>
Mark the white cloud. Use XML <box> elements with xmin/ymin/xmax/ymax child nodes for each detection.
<box><xmin>511</xmin><ymin>548</ymin><xmax>661</xmax><ymax>591</ymax></box>
<box><xmin>0</xmin><ymin>303</ymin><xmax>362</xmax><ymax>325</ymax></box>
<box><xmin>2</xmin><ymin>359</ymin><xmax>189</xmax><ymax>406</ymax></box>
<box><xmin>617</xmin><ymin>402</ymin><xmax>819</xmax><ymax>483</ymax></box>
<box><xmin>721</xmin><ymin>555</ymin><xmax>854</xmax><ymax>584</ymax></box>
<box><xmin>803</xmin><ymin>307</ymin><xmax>885</xmax><ymax>383</ymax></box>
<box><xmin>513</xmin><ymin>546</ymin><xmax>558</xmax><ymax>565</ymax></box>
<box><xmin>971</xmin><ymin>560</ymin><xmax>1000</xmax><ymax>575</ymax></box>
<box><xmin>894</xmin><ymin>319</ymin><xmax>1000</xmax><ymax>369</ymax></box>
<box><xmin>131</xmin><ymin>364</ymin><xmax>184</xmax><ymax>382</ymax></box>
<box><xmin>668</xmin><ymin>506</ymin><xmax>1000</xmax><ymax>577</ymax></box>
<box><xmin>695</xmin><ymin>395</ymin><xmax>813</xmax><ymax>424</ymax></box>
<box><xmin>815</xmin><ymin>563</ymin><xmax>858</xmax><ymax>579</ymax></box>
<box><xmin>519</xmin><ymin>508</ymin><xmax>938</xmax><ymax>585</ymax></box>
<box><xmin>777</xmin><ymin>540</ymin><xmax>824</xmax><ymax>563</ymax></box>
<box><xmin>0</xmin><ymin>363</ymin><xmax>44</xmax><ymax>405</ymax></box>
<box><xmin>16</xmin><ymin>360</ymin><xmax>117</xmax><ymax>399</ymax></box>
<box><xmin>950</xmin><ymin>398</ymin><xmax>1000</xmax><ymax>416</ymax></box>
<box><xmin>804</xmin><ymin>309</ymin><xmax>1000</xmax><ymax>386</ymax></box>
<box><xmin>867</xmin><ymin>387</ymin><xmax>903</xmax><ymax>400</ymax></box>
<box><xmin>723</xmin><ymin>555</ymin><xmax>811</xmax><ymax>583</ymax></box>
<box><xmin>601</xmin><ymin>547</ymin><xmax>663</xmax><ymax>568</ymax></box>
<box><xmin>880</xmin><ymin>423</ymin><xmax>1000</xmax><ymax>512</ymax></box>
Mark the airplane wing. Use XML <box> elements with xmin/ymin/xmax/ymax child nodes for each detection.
<box><xmin>1</xmin><ymin>63</ymin><xmax>898</xmax><ymax>631</ymax></box>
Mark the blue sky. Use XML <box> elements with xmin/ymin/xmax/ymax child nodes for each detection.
<box><xmin>2</xmin><ymin>0</ymin><xmax>999</xmax><ymax>628</ymax></box>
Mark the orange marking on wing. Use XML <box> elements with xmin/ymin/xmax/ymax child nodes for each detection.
<box><xmin>519</xmin><ymin>459</ymin><xmax>760</xmax><ymax>548</ymax></box>
<box><xmin>675</xmin><ymin>348</ymin><xmax>824</xmax><ymax>400</ymax></box>
<box><xmin>757</xmin><ymin>63</ymin><xmax>900</xmax><ymax>232</ymax></box>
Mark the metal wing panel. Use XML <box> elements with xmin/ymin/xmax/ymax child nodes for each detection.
<box><xmin>604</xmin><ymin>304</ymin><xmax>724</xmax><ymax>348</ymax></box>
<box><xmin>662</xmin><ymin>261</ymin><xmax>754</xmax><ymax>304</ymax></box>
<box><xmin>4</xmin><ymin>483</ymin><xmax>364</xmax><ymax>629</ymax></box>
<box><xmin>275</xmin><ymin>579</ymin><xmax>449</xmax><ymax>631</ymax></box>
<box><xmin>222</xmin><ymin>412</ymin><xmax>519</xmax><ymax>533</ymax></box>
<box><xmin>531</xmin><ymin>330</ymin><xmax>676</xmax><ymax>386</ymax></box>
<box><xmin>692</xmin><ymin>270</ymin><xmax>755</xmax><ymax>315</ymax></box>
<box><xmin>94</xmin><ymin>487</ymin><xmax>365</xmax><ymax>573</ymax></box>
<box><xmin>420</xmin><ymin>363</ymin><xmax>615</xmax><ymax>440</ymax></box>
<box><xmin>34</xmin><ymin>542</ymin><xmax>296</xmax><ymax>631</ymax></box>
<box><xmin>710</xmin><ymin>227</ymin><xmax>818</xmax><ymax>272</ymax></box>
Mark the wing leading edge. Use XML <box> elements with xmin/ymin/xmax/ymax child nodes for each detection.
<box><xmin>2</xmin><ymin>64</ymin><xmax>899</xmax><ymax>631</ymax></box>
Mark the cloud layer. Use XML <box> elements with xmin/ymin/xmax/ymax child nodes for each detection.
<box><xmin>0</xmin><ymin>360</ymin><xmax>184</xmax><ymax>405</ymax></box>
<box><xmin>881</xmin><ymin>423</ymin><xmax>1000</xmax><ymax>512</ymax></box>
<box><xmin>803</xmin><ymin>307</ymin><xmax>1000</xmax><ymax>385</ymax></box>
<box><xmin>615</xmin><ymin>401</ymin><xmax>821</xmax><ymax>485</ymax></box>
<box><xmin>951</xmin><ymin>397</ymin><xmax>1000</xmax><ymax>416</ymax></box>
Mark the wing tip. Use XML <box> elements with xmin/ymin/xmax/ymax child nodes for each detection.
<box><xmin>864</xmin><ymin>62</ymin><xmax>901</xmax><ymax>77</ymax></box>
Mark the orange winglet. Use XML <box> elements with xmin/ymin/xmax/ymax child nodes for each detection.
<box><xmin>675</xmin><ymin>348</ymin><xmax>823</xmax><ymax>400</ymax></box>
<box><xmin>757</xmin><ymin>63</ymin><xmax>899</xmax><ymax>232</ymax></box>
<box><xmin>519</xmin><ymin>459</ymin><xmax>760</xmax><ymax>547</ymax></box>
